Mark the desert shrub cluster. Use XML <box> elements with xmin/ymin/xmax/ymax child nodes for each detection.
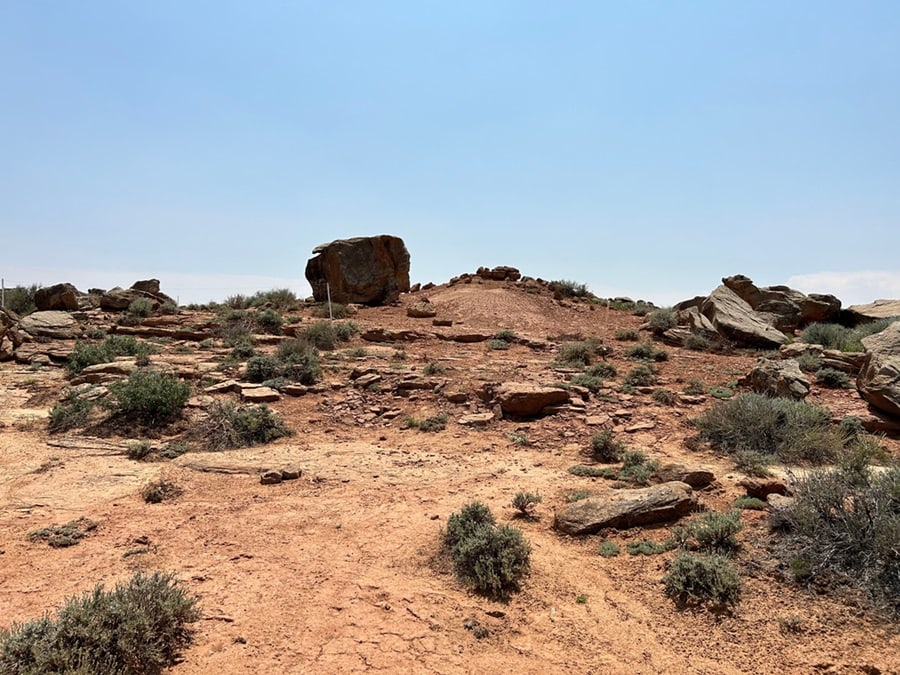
<box><xmin>0</xmin><ymin>572</ymin><xmax>200</xmax><ymax>674</ymax></box>
<box><xmin>195</xmin><ymin>402</ymin><xmax>292</xmax><ymax>451</ymax></box>
<box><xmin>107</xmin><ymin>370</ymin><xmax>191</xmax><ymax>427</ymax></box>
<box><xmin>444</xmin><ymin>502</ymin><xmax>531</xmax><ymax>600</ymax></box>
<box><xmin>801</xmin><ymin>318</ymin><xmax>898</xmax><ymax>353</ymax></box>
<box><xmin>692</xmin><ymin>393</ymin><xmax>848</xmax><ymax>473</ymax></box>
<box><xmin>68</xmin><ymin>335</ymin><xmax>154</xmax><ymax>374</ymax></box>
<box><xmin>780</xmin><ymin>464</ymin><xmax>900</xmax><ymax>618</ymax></box>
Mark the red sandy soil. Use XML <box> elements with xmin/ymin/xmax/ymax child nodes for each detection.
<box><xmin>1</xmin><ymin>279</ymin><xmax>898</xmax><ymax>674</ymax></box>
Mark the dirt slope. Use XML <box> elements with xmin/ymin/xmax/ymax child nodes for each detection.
<box><xmin>1</xmin><ymin>278</ymin><xmax>898</xmax><ymax>674</ymax></box>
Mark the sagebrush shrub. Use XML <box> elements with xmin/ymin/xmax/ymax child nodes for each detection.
<box><xmin>550</xmin><ymin>279</ymin><xmax>590</xmax><ymax>298</ymax></box>
<box><xmin>625</xmin><ymin>343</ymin><xmax>668</xmax><ymax>362</ymax></box>
<box><xmin>0</xmin><ymin>571</ymin><xmax>200</xmax><ymax>674</ymax></box>
<box><xmin>511</xmin><ymin>491</ymin><xmax>542</xmax><ymax>516</ymax></box>
<box><xmin>686</xmin><ymin>510</ymin><xmax>743</xmax><ymax>554</ymax></box>
<box><xmin>693</xmin><ymin>393</ymin><xmax>843</xmax><ymax>471</ymax></box>
<box><xmin>107</xmin><ymin>370</ymin><xmax>190</xmax><ymax>426</ymax></box>
<box><xmin>782</xmin><ymin>465</ymin><xmax>900</xmax><ymax>617</ymax></box>
<box><xmin>246</xmin><ymin>355</ymin><xmax>281</xmax><ymax>383</ymax></box>
<box><xmin>664</xmin><ymin>553</ymin><xmax>741</xmax><ymax>609</ymax></box>
<box><xmin>590</xmin><ymin>430</ymin><xmax>625</xmax><ymax>462</ymax></box>
<box><xmin>615</xmin><ymin>329</ymin><xmax>639</xmax><ymax>342</ymax></box>
<box><xmin>815</xmin><ymin>367</ymin><xmax>851</xmax><ymax>388</ymax></box>
<box><xmin>68</xmin><ymin>335</ymin><xmax>154</xmax><ymax>374</ymax></box>
<box><xmin>48</xmin><ymin>390</ymin><xmax>94</xmax><ymax>432</ymax></box>
<box><xmin>196</xmin><ymin>402</ymin><xmax>292</xmax><ymax>451</ymax></box>
<box><xmin>624</xmin><ymin>364</ymin><xmax>657</xmax><ymax>387</ymax></box>
<box><xmin>141</xmin><ymin>479</ymin><xmax>182</xmax><ymax>503</ymax></box>
<box><xmin>647</xmin><ymin>308</ymin><xmax>677</xmax><ymax>334</ymax></box>
<box><xmin>255</xmin><ymin>308</ymin><xmax>283</xmax><ymax>335</ymax></box>
<box><xmin>444</xmin><ymin>502</ymin><xmax>530</xmax><ymax>600</ymax></box>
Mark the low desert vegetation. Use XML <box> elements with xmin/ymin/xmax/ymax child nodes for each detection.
<box><xmin>623</xmin><ymin>364</ymin><xmax>657</xmax><ymax>387</ymax></box>
<box><xmin>780</xmin><ymin>463</ymin><xmax>900</xmax><ymax>618</ymax></box>
<box><xmin>511</xmin><ymin>491</ymin><xmax>542</xmax><ymax>516</ymax></box>
<box><xmin>301</xmin><ymin>320</ymin><xmax>359</xmax><ymax>350</ymax></box>
<box><xmin>0</xmin><ymin>571</ymin><xmax>200</xmax><ymax>674</ymax></box>
<box><xmin>406</xmin><ymin>412</ymin><xmax>448</xmax><ymax>432</ymax></box>
<box><xmin>141</xmin><ymin>479</ymin><xmax>183</xmax><ymax>503</ymax></box>
<box><xmin>28</xmin><ymin>518</ymin><xmax>98</xmax><ymax>549</ymax></box>
<box><xmin>614</xmin><ymin>329</ymin><xmax>640</xmax><ymax>341</ymax></box>
<box><xmin>549</xmin><ymin>279</ymin><xmax>591</xmax><ymax>298</ymax></box>
<box><xmin>2</xmin><ymin>283</ymin><xmax>40</xmax><ymax>315</ymax></box>
<box><xmin>646</xmin><ymin>307</ymin><xmax>677</xmax><ymax>334</ymax></box>
<box><xmin>48</xmin><ymin>389</ymin><xmax>94</xmax><ymax>432</ymax></box>
<box><xmin>692</xmin><ymin>393</ymin><xmax>852</xmax><ymax>473</ymax></box>
<box><xmin>106</xmin><ymin>370</ymin><xmax>191</xmax><ymax>427</ymax></box>
<box><xmin>590</xmin><ymin>430</ymin><xmax>626</xmax><ymax>462</ymax></box>
<box><xmin>245</xmin><ymin>340</ymin><xmax>322</xmax><ymax>386</ymax></box>
<box><xmin>68</xmin><ymin>335</ymin><xmax>154</xmax><ymax>374</ymax></box>
<box><xmin>663</xmin><ymin>553</ymin><xmax>742</xmax><ymax>610</ymax></box>
<box><xmin>597</xmin><ymin>541</ymin><xmax>621</xmax><ymax>557</ymax></box>
<box><xmin>444</xmin><ymin>502</ymin><xmax>531</xmax><ymax>600</ymax></box>
<box><xmin>801</xmin><ymin>318</ymin><xmax>898</xmax><ymax>353</ymax></box>
<box><xmin>554</xmin><ymin>339</ymin><xmax>604</xmax><ymax>368</ymax></box>
<box><xmin>796</xmin><ymin>351</ymin><xmax>823</xmax><ymax>373</ymax></box>
<box><xmin>195</xmin><ymin>402</ymin><xmax>291</xmax><ymax>451</ymax></box>
<box><xmin>625</xmin><ymin>342</ymin><xmax>668</xmax><ymax>362</ymax></box>
<box><xmin>815</xmin><ymin>367</ymin><xmax>852</xmax><ymax>388</ymax></box>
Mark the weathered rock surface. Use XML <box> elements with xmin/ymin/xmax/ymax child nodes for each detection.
<box><xmin>407</xmin><ymin>301</ymin><xmax>437</xmax><ymax>318</ymax></box>
<box><xmin>723</xmin><ymin>274</ymin><xmax>841</xmax><ymax>331</ymax></box>
<box><xmin>476</xmin><ymin>266</ymin><xmax>521</xmax><ymax>281</ymax></box>
<box><xmin>654</xmin><ymin>463</ymin><xmax>715</xmax><ymax>488</ymax></box>
<box><xmin>99</xmin><ymin>279</ymin><xmax>176</xmax><ymax>312</ymax></box>
<box><xmin>19</xmin><ymin>311</ymin><xmax>80</xmax><ymax>340</ymax></box>
<box><xmin>700</xmin><ymin>286</ymin><xmax>788</xmax><ymax>348</ymax></box>
<box><xmin>554</xmin><ymin>482</ymin><xmax>696</xmax><ymax>535</ymax></box>
<box><xmin>857</xmin><ymin>321</ymin><xmax>900</xmax><ymax>418</ymax></box>
<box><xmin>739</xmin><ymin>477</ymin><xmax>789</xmax><ymax>499</ymax></box>
<box><xmin>34</xmin><ymin>283</ymin><xmax>85</xmax><ymax>311</ymax></box>
<box><xmin>496</xmin><ymin>383</ymin><xmax>569</xmax><ymax>417</ymax></box>
<box><xmin>0</xmin><ymin>308</ymin><xmax>26</xmax><ymax>360</ymax></box>
<box><xmin>848</xmin><ymin>299</ymin><xmax>900</xmax><ymax>322</ymax></box>
<box><xmin>740</xmin><ymin>358</ymin><xmax>810</xmax><ymax>399</ymax></box>
<box><xmin>305</xmin><ymin>235</ymin><xmax>410</xmax><ymax>305</ymax></box>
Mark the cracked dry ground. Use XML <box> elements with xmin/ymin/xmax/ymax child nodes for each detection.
<box><xmin>1</xmin><ymin>281</ymin><xmax>898</xmax><ymax>674</ymax></box>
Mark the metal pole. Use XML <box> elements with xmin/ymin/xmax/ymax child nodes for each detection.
<box><xmin>1</xmin><ymin>278</ymin><xmax>5</xmax><ymax>309</ymax></box>
<box><xmin>326</xmin><ymin>282</ymin><xmax>333</xmax><ymax>322</ymax></box>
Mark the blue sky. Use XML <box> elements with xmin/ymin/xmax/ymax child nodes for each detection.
<box><xmin>1</xmin><ymin>2</ymin><xmax>898</xmax><ymax>306</ymax></box>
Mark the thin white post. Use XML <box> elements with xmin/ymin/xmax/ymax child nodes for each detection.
<box><xmin>326</xmin><ymin>282</ymin><xmax>333</xmax><ymax>322</ymax></box>
<box><xmin>1</xmin><ymin>278</ymin><xmax>5</xmax><ymax>309</ymax></box>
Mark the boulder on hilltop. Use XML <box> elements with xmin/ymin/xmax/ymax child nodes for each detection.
<box><xmin>34</xmin><ymin>282</ymin><xmax>92</xmax><ymax>311</ymax></box>
<box><xmin>305</xmin><ymin>235</ymin><xmax>410</xmax><ymax>305</ymax></box>
<box><xmin>100</xmin><ymin>279</ymin><xmax>176</xmax><ymax>311</ymax></box>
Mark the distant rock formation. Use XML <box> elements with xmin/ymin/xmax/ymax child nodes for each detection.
<box><xmin>848</xmin><ymin>299</ymin><xmax>900</xmax><ymax>323</ymax></box>
<box><xmin>674</xmin><ymin>275</ymin><xmax>841</xmax><ymax>348</ymax></box>
<box><xmin>305</xmin><ymin>235</ymin><xmax>410</xmax><ymax>305</ymax></box>
<box><xmin>99</xmin><ymin>279</ymin><xmax>176</xmax><ymax>311</ymax></box>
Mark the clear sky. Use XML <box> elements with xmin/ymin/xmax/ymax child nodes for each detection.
<box><xmin>2</xmin><ymin>2</ymin><xmax>898</xmax><ymax>307</ymax></box>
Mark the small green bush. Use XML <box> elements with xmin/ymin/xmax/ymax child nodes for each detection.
<box><xmin>68</xmin><ymin>335</ymin><xmax>154</xmax><ymax>374</ymax></box>
<box><xmin>229</xmin><ymin>335</ymin><xmax>256</xmax><ymax>359</ymax></box>
<box><xmin>664</xmin><ymin>553</ymin><xmax>742</xmax><ymax>609</ymax></box>
<box><xmin>568</xmin><ymin>465</ymin><xmax>617</xmax><ymax>478</ymax></box>
<box><xmin>250</xmin><ymin>288</ymin><xmax>298</xmax><ymax>310</ymax></box>
<box><xmin>615</xmin><ymin>329</ymin><xmax>640</xmax><ymax>342</ymax></box>
<box><xmin>141</xmin><ymin>479</ymin><xmax>182</xmax><ymax>503</ymax></box>
<box><xmin>107</xmin><ymin>370</ymin><xmax>190</xmax><ymax>426</ymax></box>
<box><xmin>708</xmin><ymin>385</ymin><xmax>735</xmax><ymax>399</ymax></box>
<box><xmin>417</xmin><ymin>413</ymin><xmax>448</xmax><ymax>433</ymax></box>
<box><xmin>48</xmin><ymin>391</ymin><xmax>94</xmax><ymax>432</ymax></box>
<box><xmin>197</xmin><ymin>402</ymin><xmax>291</xmax><ymax>451</ymax></box>
<box><xmin>487</xmin><ymin>339</ymin><xmax>510</xmax><ymax>351</ymax></box>
<box><xmin>566</xmin><ymin>489</ymin><xmax>593</xmax><ymax>503</ymax></box>
<box><xmin>556</xmin><ymin>340</ymin><xmax>597</xmax><ymax>367</ymax></box>
<box><xmin>683</xmin><ymin>380</ymin><xmax>706</xmax><ymax>395</ymax></box>
<box><xmin>625</xmin><ymin>343</ymin><xmax>668</xmax><ymax>362</ymax></box>
<box><xmin>444</xmin><ymin>502</ymin><xmax>531</xmax><ymax>600</ymax></box>
<box><xmin>815</xmin><ymin>367</ymin><xmax>852</xmax><ymax>388</ymax></box>
<box><xmin>618</xmin><ymin>451</ymin><xmax>658</xmax><ymax>486</ymax></box>
<box><xmin>246</xmin><ymin>355</ymin><xmax>281</xmax><ymax>383</ymax></box>
<box><xmin>652</xmin><ymin>388</ymin><xmax>677</xmax><ymax>406</ymax></box>
<box><xmin>623</xmin><ymin>364</ymin><xmax>657</xmax><ymax>387</ymax></box>
<box><xmin>733</xmin><ymin>496</ymin><xmax>768</xmax><ymax>511</ymax></box>
<box><xmin>585</xmin><ymin>362</ymin><xmax>617</xmax><ymax>378</ymax></box>
<box><xmin>627</xmin><ymin>540</ymin><xmax>671</xmax><ymax>556</ymax></box>
<box><xmin>495</xmin><ymin>329</ymin><xmax>517</xmax><ymax>342</ymax></box>
<box><xmin>423</xmin><ymin>361</ymin><xmax>446</xmax><ymax>376</ymax></box>
<box><xmin>3</xmin><ymin>283</ymin><xmax>40</xmax><ymax>315</ymax></box>
<box><xmin>570</xmin><ymin>373</ymin><xmax>604</xmax><ymax>392</ymax></box>
<box><xmin>686</xmin><ymin>510</ymin><xmax>742</xmax><ymax>555</ymax></box>
<box><xmin>647</xmin><ymin>308</ymin><xmax>677</xmax><ymax>334</ymax></box>
<box><xmin>255</xmin><ymin>308</ymin><xmax>283</xmax><ymax>335</ymax></box>
<box><xmin>0</xmin><ymin>571</ymin><xmax>200</xmax><ymax>674</ymax></box>
<box><xmin>550</xmin><ymin>280</ymin><xmax>590</xmax><ymax>298</ymax></box>
<box><xmin>277</xmin><ymin>339</ymin><xmax>322</xmax><ymax>385</ymax></box>
<box><xmin>685</xmin><ymin>332</ymin><xmax>715</xmax><ymax>351</ymax></box>
<box><xmin>590</xmin><ymin>430</ymin><xmax>625</xmax><ymax>462</ymax></box>
<box><xmin>801</xmin><ymin>322</ymin><xmax>851</xmax><ymax>350</ymax></box>
<box><xmin>313</xmin><ymin>302</ymin><xmax>353</xmax><ymax>319</ymax></box>
<box><xmin>797</xmin><ymin>352</ymin><xmax>823</xmax><ymax>373</ymax></box>
<box><xmin>127</xmin><ymin>297</ymin><xmax>154</xmax><ymax>318</ymax></box>
<box><xmin>598</xmin><ymin>541</ymin><xmax>621</xmax><ymax>557</ymax></box>
<box><xmin>511</xmin><ymin>491</ymin><xmax>542</xmax><ymax>516</ymax></box>
<box><xmin>126</xmin><ymin>439</ymin><xmax>153</xmax><ymax>461</ymax></box>
<box><xmin>29</xmin><ymin>518</ymin><xmax>98</xmax><ymax>548</ymax></box>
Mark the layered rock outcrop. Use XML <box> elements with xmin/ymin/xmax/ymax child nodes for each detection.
<box><xmin>305</xmin><ymin>235</ymin><xmax>410</xmax><ymax>305</ymax></box>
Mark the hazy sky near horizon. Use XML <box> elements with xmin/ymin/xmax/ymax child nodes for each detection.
<box><xmin>2</xmin><ymin>2</ymin><xmax>898</xmax><ymax>307</ymax></box>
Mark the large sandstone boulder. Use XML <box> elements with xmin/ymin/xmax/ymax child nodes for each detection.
<box><xmin>34</xmin><ymin>283</ymin><xmax>83</xmax><ymax>311</ymax></box>
<box><xmin>740</xmin><ymin>358</ymin><xmax>810</xmax><ymax>400</ymax></box>
<box><xmin>554</xmin><ymin>482</ymin><xmax>696</xmax><ymax>535</ymax></box>
<box><xmin>100</xmin><ymin>279</ymin><xmax>176</xmax><ymax>312</ymax></box>
<box><xmin>857</xmin><ymin>322</ymin><xmax>900</xmax><ymax>418</ymax></box>
<box><xmin>496</xmin><ymin>383</ymin><xmax>569</xmax><ymax>417</ymax></box>
<box><xmin>305</xmin><ymin>235</ymin><xmax>410</xmax><ymax>305</ymax></box>
<box><xmin>848</xmin><ymin>299</ymin><xmax>900</xmax><ymax>323</ymax></box>
<box><xmin>0</xmin><ymin>307</ymin><xmax>25</xmax><ymax>360</ymax></box>
<box><xmin>700</xmin><ymin>285</ymin><xmax>788</xmax><ymax>348</ymax></box>
<box><xmin>723</xmin><ymin>274</ymin><xmax>841</xmax><ymax>331</ymax></box>
<box><xmin>18</xmin><ymin>311</ymin><xmax>80</xmax><ymax>340</ymax></box>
